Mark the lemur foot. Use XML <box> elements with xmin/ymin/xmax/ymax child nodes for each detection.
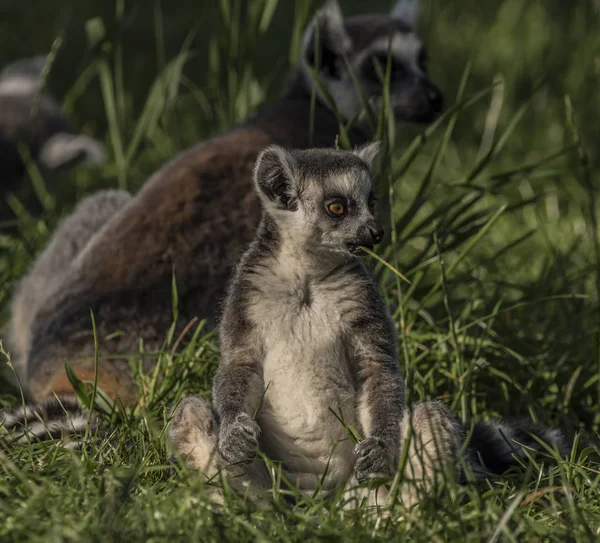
<box><xmin>355</xmin><ymin>437</ymin><xmax>394</xmax><ymax>483</ymax></box>
<box><xmin>218</xmin><ymin>413</ymin><xmax>261</xmax><ymax>465</ymax></box>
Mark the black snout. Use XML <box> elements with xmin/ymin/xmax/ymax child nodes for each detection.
<box><xmin>355</xmin><ymin>221</ymin><xmax>385</xmax><ymax>249</ymax></box>
<box><xmin>427</xmin><ymin>83</ymin><xmax>444</xmax><ymax>113</ymax></box>
<box><xmin>369</xmin><ymin>223</ymin><xmax>384</xmax><ymax>244</ymax></box>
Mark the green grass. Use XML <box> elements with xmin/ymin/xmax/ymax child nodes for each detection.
<box><xmin>1</xmin><ymin>0</ymin><xmax>600</xmax><ymax>540</ymax></box>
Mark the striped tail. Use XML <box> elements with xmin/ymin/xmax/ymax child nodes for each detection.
<box><xmin>1</xmin><ymin>396</ymin><xmax>96</xmax><ymax>449</ymax></box>
<box><xmin>469</xmin><ymin>419</ymin><xmax>572</xmax><ymax>476</ymax></box>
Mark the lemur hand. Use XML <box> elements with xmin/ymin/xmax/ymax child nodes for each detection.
<box><xmin>354</xmin><ymin>437</ymin><xmax>394</xmax><ymax>483</ymax></box>
<box><xmin>218</xmin><ymin>413</ymin><xmax>261</xmax><ymax>464</ymax></box>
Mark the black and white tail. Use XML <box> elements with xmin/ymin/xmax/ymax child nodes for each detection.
<box><xmin>1</xmin><ymin>396</ymin><xmax>96</xmax><ymax>449</ymax></box>
<box><xmin>469</xmin><ymin>419</ymin><xmax>572</xmax><ymax>477</ymax></box>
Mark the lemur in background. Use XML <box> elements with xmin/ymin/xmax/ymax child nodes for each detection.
<box><xmin>168</xmin><ymin>145</ymin><xmax>570</xmax><ymax>508</ymax></box>
<box><xmin>6</xmin><ymin>0</ymin><xmax>445</xmax><ymax>409</ymax></box>
<box><xmin>0</xmin><ymin>56</ymin><xmax>105</xmax><ymax>191</ymax></box>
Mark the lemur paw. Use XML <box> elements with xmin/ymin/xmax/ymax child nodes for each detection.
<box><xmin>354</xmin><ymin>437</ymin><xmax>393</xmax><ymax>483</ymax></box>
<box><xmin>218</xmin><ymin>413</ymin><xmax>261</xmax><ymax>465</ymax></box>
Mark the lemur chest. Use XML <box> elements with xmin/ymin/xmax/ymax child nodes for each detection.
<box><xmin>247</xmin><ymin>269</ymin><xmax>366</xmax><ymax>489</ymax></box>
<box><xmin>256</xmin><ymin>277</ymin><xmax>358</xmax><ymax>400</ymax></box>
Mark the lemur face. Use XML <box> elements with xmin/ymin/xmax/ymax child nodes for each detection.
<box><xmin>300</xmin><ymin>0</ymin><xmax>444</xmax><ymax>127</ymax></box>
<box><xmin>307</xmin><ymin>161</ymin><xmax>383</xmax><ymax>256</ymax></box>
<box><xmin>253</xmin><ymin>143</ymin><xmax>384</xmax><ymax>257</ymax></box>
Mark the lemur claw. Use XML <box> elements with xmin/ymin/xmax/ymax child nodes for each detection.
<box><xmin>355</xmin><ymin>437</ymin><xmax>393</xmax><ymax>483</ymax></box>
<box><xmin>218</xmin><ymin>413</ymin><xmax>261</xmax><ymax>465</ymax></box>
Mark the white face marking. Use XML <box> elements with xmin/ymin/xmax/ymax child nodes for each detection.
<box><xmin>327</xmin><ymin>169</ymin><xmax>372</xmax><ymax>202</ymax></box>
<box><xmin>270</xmin><ymin>167</ymin><xmax>375</xmax><ymax>257</ymax></box>
<box><xmin>367</xmin><ymin>33</ymin><xmax>424</xmax><ymax>76</ymax></box>
<box><xmin>38</xmin><ymin>134</ymin><xmax>106</xmax><ymax>170</ymax></box>
<box><xmin>0</xmin><ymin>76</ymin><xmax>39</xmax><ymax>96</ymax></box>
<box><xmin>390</xmin><ymin>0</ymin><xmax>420</xmax><ymax>27</ymax></box>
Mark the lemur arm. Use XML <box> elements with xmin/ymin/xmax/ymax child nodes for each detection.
<box><xmin>349</xmin><ymin>281</ymin><xmax>405</xmax><ymax>478</ymax></box>
<box><xmin>212</xmin><ymin>292</ymin><xmax>264</xmax><ymax>464</ymax></box>
<box><xmin>212</xmin><ymin>361</ymin><xmax>263</xmax><ymax>423</ymax></box>
<box><xmin>213</xmin><ymin>300</ymin><xmax>264</xmax><ymax>424</ymax></box>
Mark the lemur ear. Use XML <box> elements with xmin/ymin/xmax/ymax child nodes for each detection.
<box><xmin>390</xmin><ymin>0</ymin><xmax>420</xmax><ymax>28</ymax></box>
<box><xmin>254</xmin><ymin>145</ymin><xmax>299</xmax><ymax>211</ymax></box>
<box><xmin>353</xmin><ymin>141</ymin><xmax>381</xmax><ymax>169</ymax></box>
<box><xmin>301</xmin><ymin>0</ymin><xmax>352</xmax><ymax>80</ymax></box>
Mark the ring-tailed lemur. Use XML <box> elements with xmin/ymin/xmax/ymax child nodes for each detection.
<box><xmin>7</xmin><ymin>0</ymin><xmax>445</xmax><ymax>408</ymax></box>
<box><xmin>168</xmin><ymin>145</ymin><xmax>571</xmax><ymax>508</ymax></box>
<box><xmin>0</xmin><ymin>55</ymin><xmax>105</xmax><ymax>191</ymax></box>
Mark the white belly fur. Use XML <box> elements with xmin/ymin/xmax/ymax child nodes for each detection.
<box><xmin>249</xmin><ymin>268</ymin><xmax>364</xmax><ymax>492</ymax></box>
<box><xmin>259</xmin><ymin>338</ymin><xmax>356</xmax><ymax>491</ymax></box>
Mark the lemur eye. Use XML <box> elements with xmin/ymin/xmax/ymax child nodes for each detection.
<box><xmin>365</xmin><ymin>54</ymin><xmax>406</xmax><ymax>83</ymax></box>
<box><xmin>326</xmin><ymin>200</ymin><xmax>346</xmax><ymax>217</ymax></box>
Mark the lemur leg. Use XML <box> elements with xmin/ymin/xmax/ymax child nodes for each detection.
<box><xmin>170</xmin><ymin>397</ymin><xmax>465</xmax><ymax>509</ymax></box>
<box><xmin>343</xmin><ymin>400</ymin><xmax>465</xmax><ymax>511</ymax></box>
<box><xmin>396</xmin><ymin>400</ymin><xmax>465</xmax><ymax>508</ymax></box>
<box><xmin>169</xmin><ymin>396</ymin><xmax>272</xmax><ymax>503</ymax></box>
<box><xmin>9</xmin><ymin>189</ymin><xmax>132</xmax><ymax>368</ymax></box>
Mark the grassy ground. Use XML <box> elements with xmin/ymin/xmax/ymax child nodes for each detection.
<box><xmin>1</xmin><ymin>0</ymin><xmax>600</xmax><ymax>541</ymax></box>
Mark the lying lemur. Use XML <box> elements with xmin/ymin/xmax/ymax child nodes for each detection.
<box><xmin>8</xmin><ymin>0</ymin><xmax>444</xmax><ymax>407</ymax></box>
<box><xmin>0</xmin><ymin>56</ymin><xmax>105</xmax><ymax>191</ymax></box>
<box><xmin>168</xmin><ymin>145</ymin><xmax>570</xmax><ymax>508</ymax></box>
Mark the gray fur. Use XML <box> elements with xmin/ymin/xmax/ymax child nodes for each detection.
<box><xmin>168</xmin><ymin>146</ymin><xmax>579</xmax><ymax>507</ymax></box>
<box><xmin>10</xmin><ymin>1</ymin><xmax>445</xmax><ymax>407</ymax></box>
<box><xmin>9</xmin><ymin>189</ymin><xmax>132</xmax><ymax>377</ymax></box>
<box><xmin>170</xmin><ymin>145</ymin><xmax>458</xmax><ymax>506</ymax></box>
<box><xmin>168</xmin><ymin>396</ymin><xmax>271</xmax><ymax>502</ymax></box>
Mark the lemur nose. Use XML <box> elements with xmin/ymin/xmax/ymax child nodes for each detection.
<box><xmin>428</xmin><ymin>88</ymin><xmax>444</xmax><ymax>112</ymax></box>
<box><xmin>369</xmin><ymin>224</ymin><xmax>384</xmax><ymax>244</ymax></box>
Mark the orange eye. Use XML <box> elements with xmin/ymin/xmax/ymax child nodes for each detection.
<box><xmin>327</xmin><ymin>202</ymin><xmax>345</xmax><ymax>216</ymax></box>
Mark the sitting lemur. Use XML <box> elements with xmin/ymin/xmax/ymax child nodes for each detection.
<box><xmin>168</xmin><ymin>144</ymin><xmax>570</xmax><ymax>508</ymax></box>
